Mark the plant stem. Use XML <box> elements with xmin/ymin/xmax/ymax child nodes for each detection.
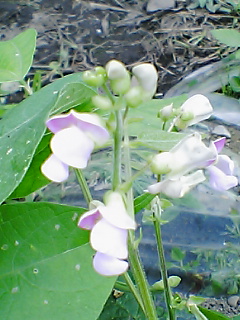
<box><xmin>128</xmin><ymin>232</ymin><xmax>158</xmax><ymax>320</ymax></box>
<box><xmin>112</xmin><ymin>110</ymin><xmax>122</xmax><ymax>190</ymax></box>
<box><xmin>153</xmin><ymin>217</ymin><xmax>175</xmax><ymax>320</ymax></box>
<box><xmin>123</xmin><ymin>126</ymin><xmax>158</xmax><ymax>320</ymax></box>
<box><xmin>123</xmin><ymin>272</ymin><xmax>145</xmax><ymax>314</ymax></box>
<box><xmin>74</xmin><ymin>168</ymin><xmax>92</xmax><ymax>206</ymax></box>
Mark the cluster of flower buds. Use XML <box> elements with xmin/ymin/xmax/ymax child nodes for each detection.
<box><xmin>78</xmin><ymin>192</ymin><xmax>136</xmax><ymax>276</ymax></box>
<box><xmin>83</xmin><ymin>59</ymin><xmax>158</xmax><ymax>110</ymax></box>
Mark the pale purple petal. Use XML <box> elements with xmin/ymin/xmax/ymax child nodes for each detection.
<box><xmin>207</xmin><ymin>166</ymin><xmax>238</xmax><ymax>191</ymax></box>
<box><xmin>91</xmin><ymin>219</ymin><xmax>128</xmax><ymax>259</ymax></box>
<box><xmin>46</xmin><ymin>112</ymin><xmax>76</xmax><ymax>133</ymax></box>
<box><xmin>215</xmin><ymin>155</ymin><xmax>235</xmax><ymax>175</ymax></box>
<box><xmin>50</xmin><ymin>126</ymin><xmax>94</xmax><ymax>168</ymax></box>
<box><xmin>213</xmin><ymin>137</ymin><xmax>226</xmax><ymax>153</ymax></box>
<box><xmin>78</xmin><ymin>208</ymin><xmax>101</xmax><ymax>230</ymax></box>
<box><xmin>93</xmin><ymin>252</ymin><xmax>128</xmax><ymax>276</ymax></box>
<box><xmin>41</xmin><ymin>154</ymin><xmax>69</xmax><ymax>182</ymax></box>
<box><xmin>99</xmin><ymin>192</ymin><xmax>136</xmax><ymax>230</ymax></box>
<box><xmin>71</xmin><ymin>110</ymin><xmax>110</xmax><ymax>146</ymax></box>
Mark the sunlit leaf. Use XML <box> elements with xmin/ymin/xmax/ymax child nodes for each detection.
<box><xmin>0</xmin><ymin>202</ymin><xmax>116</xmax><ymax>320</ymax></box>
<box><xmin>0</xmin><ymin>29</ymin><xmax>37</xmax><ymax>82</ymax></box>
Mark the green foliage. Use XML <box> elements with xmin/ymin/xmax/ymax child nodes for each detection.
<box><xmin>0</xmin><ymin>29</ymin><xmax>37</xmax><ymax>82</ymax></box>
<box><xmin>211</xmin><ymin>29</ymin><xmax>240</xmax><ymax>47</ymax></box>
<box><xmin>0</xmin><ymin>73</ymin><xmax>96</xmax><ymax>204</ymax></box>
<box><xmin>198</xmin><ymin>306</ymin><xmax>231</xmax><ymax>320</ymax></box>
<box><xmin>0</xmin><ymin>202</ymin><xmax>116</xmax><ymax>320</ymax></box>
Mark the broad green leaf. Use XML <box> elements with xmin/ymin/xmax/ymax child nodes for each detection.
<box><xmin>134</xmin><ymin>193</ymin><xmax>156</xmax><ymax>214</ymax></box>
<box><xmin>171</xmin><ymin>247</ymin><xmax>185</xmax><ymax>261</ymax></box>
<box><xmin>51</xmin><ymin>82</ymin><xmax>97</xmax><ymax>115</ymax></box>
<box><xmin>211</xmin><ymin>29</ymin><xmax>240</xmax><ymax>47</ymax></box>
<box><xmin>128</xmin><ymin>95</ymin><xmax>187</xmax><ymax>138</ymax></box>
<box><xmin>0</xmin><ymin>29</ymin><xmax>37</xmax><ymax>82</ymax></box>
<box><xmin>0</xmin><ymin>202</ymin><xmax>116</xmax><ymax>320</ymax></box>
<box><xmin>130</xmin><ymin>130</ymin><xmax>186</xmax><ymax>151</ymax></box>
<box><xmin>198</xmin><ymin>306</ymin><xmax>231</xmax><ymax>320</ymax></box>
<box><xmin>0</xmin><ymin>73</ymin><xmax>95</xmax><ymax>204</ymax></box>
<box><xmin>9</xmin><ymin>134</ymin><xmax>51</xmax><ymax>199</ymax></box>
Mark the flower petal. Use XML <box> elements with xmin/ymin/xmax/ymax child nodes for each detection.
<box><xmin>213</xmin><ymin>137</ymin><xmax>226</xmax><ymax>153</ymax></box>
<box><xmin>70</xmin><ymin>110</ymin><xmax>110</xmax><ymax>146</ymax></box>
<box><xmin>46</xmin><ymin>112</ymin><xmax>76</xmax><ymax>133</ymax></box>
<box><xmin>132</xmin><ymin>63</ymin><xmax>158</xmax><ymax>99</ymax></box>
<box><xmin>179</xmin><ymin>94</ymin><xmax>213</xmax><ymax>126</ymax></box>
<box><xmin>215</xmin><ymin>155</ymin><xmax>235</xmax><ymax>175</ymax></box>
<box><xmin>50</xmin><ymin>126</ymin><xmax>94</xmax><ymax>168</ymax></box>
<box><xmin>100</xmin><ymin>192</ymin><xmax>136</xmax><ymax>230</ymax></box>
<box><xmin>91</xmin><ymin>219</ymin><xmax>128</xmax><ymax>259</ymax></box>
<box><xmin>78</xmin><ymin>208</ymin><xmax>101</xmax><ymax>230</ymax></box>
<box><xmin>41</xmin><ymin>154</ymin><xmax>69</xmax><ymax>182</ymax></box>
<box><xmin>148</xmin><ymin>170</ymin><xmax>206</xmax><ymax>198</ymax></box>
<box><xmin>207</xmin><ymin>166</ymin><xmax>238</xmax><ymax>191</ymax></box>
<box><xmin>93</xmin><ymin>252</ymin><xmax>128</xmax><ymax>276</ymax></box>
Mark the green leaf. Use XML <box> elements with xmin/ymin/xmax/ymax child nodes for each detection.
<box><xmin>198</xmin><ymin>306</ymin><xmax>231</xmax><ymax>320</ymax></box>
<box><xmin>0</xmin><ymin>73</ymin><xmax>95</xmax><ymax>204</ymax></box>
<box><xmin>171</xmin><ymin>247</ymin><xmax>185</xmax><ymax>262</ymax></box>
<box><xmin>229</xmin><ymin>76</ymin><xmax>240</xmax><ymax>92</ymax></box>
<box><xmin>130</xmin><ymin>130</ymin><xmax>186</xmax><ymax>151</ymax></box>
<box><xmin>51</xmin><ymin>82</ymin><xmax>97</xmax><ymax>115</ymax></box>
<box><xmin>128</xmin><ymin>95</ymin><xmax>187</xmax><ymax>140</ymax></box>
<box><xmin>0</xmin><ymin>29</ymin><xmax>37</xmax><ymax>82</ymax></box>
<box><xmin>0</xmin><ymin>202</ymin><xmax>116</xmax><ymax>320</ymax></box>
<box><xmin>134</xmin><ymin>193</ymin><xmax>156</xmax><ymax>214</ymax></box>
<box><xmin>211</xmin><ymin>29</ymin><xmax>240</xmax><ymax>47</ymax></box>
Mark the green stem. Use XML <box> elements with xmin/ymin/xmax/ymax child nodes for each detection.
<box><xmin>123</xmin><ymin>125</ymin><xmax>158</xmax><ymax>320</ymax></box>
<box><xmin>123</xmin><ymin>272</ymin><xmax>145</xmax><ymax>314</ymax></box>
<box><xmin>128</xmin><ymin>232</ymin><xmax>158</xmax><ymax>320</ymax></box>
<box><xmin>74</xmin><ymin>168</ymin><xmax>92</xmax><ymax>206</ymax></box>
<box><xmin>153</xmin><ymin>217</ymin><xmax>175</xmax><ymax>320</ymax></box>
<box><xmin>112</xmin><ymin>110</ymin><xmax>122</xmax><ymax>190</ymax></box>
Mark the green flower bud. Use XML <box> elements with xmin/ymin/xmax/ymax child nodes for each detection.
<box><xmin>92</xmin><ymin>95</ymin><xmax>113</xmax><ymax>110</ymax></box>
<box><xmin>150</xmin><ymin>152</ymin><xmax>173</xmax><ymax>175</ymax></box>
<box><xmin>158</xmin><ymin>103</ymin><xmax>173</xmax><ymax>121</ymax></box>
<box><xmin>110</xmin><ymin>77</ymin><xmax>131</xmax><ymax>95</ymax></box>
<box><xmin>124</xmin><ymin>86</ymin><xmax>143</xmax><ymax>108</ymax></box>
<box><xmin>82</xmin><ymin>69</ymin><xmax>106</xmax><ymax>87</ymax></box>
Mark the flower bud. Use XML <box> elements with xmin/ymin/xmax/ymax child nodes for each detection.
<box><xmin>132</xmin><ymin>63</ymin><xmax>158</xmax><ymax>100</ymax></box>
<box><xmin>124</xmin><ymin>86</ymin><xmax>143</xmax><ymax>108</ymax></box>
<box><xmin>105</xmin><ymin>60</ymin><xmax>128</xmax><ymax>80</ymax></box>
<box><xmin>92</xmin><ymin>95</ymin><xmax>113</xmax><ymax>110</ymax></box>
<box><xmin>158</xmin><ymin>103</ymin><xmax>173</xmax><ymax>121</ymax></box>
<box><xmin>150</xmin><ymin>152</ymin><xmax>173</xmax><ymax>174</ymax></box>
<box><xmin>110</xmin><ymin>77</ymin><xmax>131</xmax><ymax>95</ymax></box>
<box><xmin>82</xmin><ymin>70</ymin><xmax>105</xmax><ymax>87</ymax></box>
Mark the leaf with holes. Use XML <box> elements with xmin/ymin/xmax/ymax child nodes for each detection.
<box><xmin>0</xmin><ymin>29</ymin><xmax>37</xmax><ymax>82</ymax></box>
<box><xmin>0</xmin><ymin>202</ymin><xmax>116</xmax><ymax>320</ymax></box>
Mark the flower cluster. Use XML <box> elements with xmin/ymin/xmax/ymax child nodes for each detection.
<box><xmin>78</xmin><ymin>192</ymin><xmax>136</xmax><ymax>276</ymax></box>
<box><xmin>148</xmin><ymin>95</ymin><xmax>238</xmax><ymax>197</ymax></box>
<box><xmin>41</xmin><ymin>110</ymin><xmax>109</xmax><ymax>182</ymax></box>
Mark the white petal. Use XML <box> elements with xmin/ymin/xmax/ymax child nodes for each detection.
<box><xmin>93</xmin><ymin>252</ymin><xmax>128</xmax><ymax>276</ymax></box>
<box><xmin>132</xmin><ymin>63</ymin><xmax>158</xmax><ymax>99</ymax></box>
<box><xmin>100</xmin><ymin>192</ymin><xmax>136</xmax><ymax>230</ymax></box>
<box><xmin>105</xmin><ymin>60</ymin><xmax>129</xmax><ymax>80</ymax></box>
<box><xmin>41</xmin><ymin>154</ymin><xmax>69</xmax><ymax>182</ymax></box>
<box><xmin>50</xmin><ymin>126</ymin><xmax>94</xmax><ymax>168</ymax></box>
<box><xmin>91</xmin><ymin>219</ymin><xmax>128</xmax><ymax>259</ymax></box>
<box><xmin>180</xmin><ymin>94</ymin><xmax>213</xmax><ymax>126</ymax></box>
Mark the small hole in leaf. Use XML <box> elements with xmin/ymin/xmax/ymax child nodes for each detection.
<box><xmin>33</xmin><ymin>268</ymin><xmax>39</xmax><ymax>274</ymax></box>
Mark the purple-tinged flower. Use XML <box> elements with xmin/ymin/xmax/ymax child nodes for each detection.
<box><xmin>176</xmin><ymin>94</ymin><xmax>213</xmax><ymax>129</ymax></box>
<box><xmin>147</xmin><ymin>170</ymin><xmax>206</xmax><ymax>198</ymax></box>
<box><xmin>78</xmin><ymin>192</ymin><xmax>136</xmax><ymax>276</ymax></box>
<box><xmin>150</xmin><ymin>132</ymin><xmax>216</xmax><ymax>178</ymax></box>
<box><xmin>205</xmin><ymin>137</ymin><xmax>238</xmax><ymax>191</ymax></box>
<box><xmin>41</xmin><ymin>110</ymin><xmax>109</xmax><ymax>182</ymax></box>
